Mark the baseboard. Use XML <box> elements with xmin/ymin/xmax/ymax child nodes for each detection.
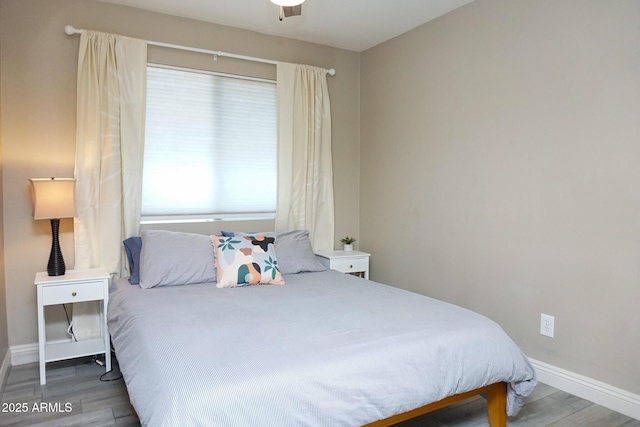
<box><xmin>529</xmin><ymin>358</ymin><xmax>640</xmax><ymax>420</ymax></box>
<box><xmin>0</xmin><ymin>348</ymin><xmax>11</xmax><ymax>394</ymax></box>
<box><xmin>10</xmin><ymin>343</ymin><xmax>40</xmax><ymax>366</ymax></box>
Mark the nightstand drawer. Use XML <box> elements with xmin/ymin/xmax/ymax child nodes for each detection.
<box><xmin>330</xmin><ymin>257</ymin><xmax>369</xmax><ymax>274</ymax></box>
<box><xmin>315</xmin><ymin>250</ymin><xmax>371</xmax><ymax>279</ymax></box>
<box><xmin>41</xmin><ymin>281</ymin><xmax>104</xmax><ymax>305</ymax></box>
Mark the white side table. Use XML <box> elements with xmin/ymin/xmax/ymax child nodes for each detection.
<box><xmin>34</xmin><ymin>268</ymin><xmax>111</xmax><ymax>385</ymax></box>
<box><xmin>315</xmin><ymin>250</ymin><xmax>371</xmax><ymax>279</ymax></box>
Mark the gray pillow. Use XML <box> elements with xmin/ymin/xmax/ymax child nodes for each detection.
<box><xmin>139</xmin><ymin>230</ymin><xmax>217</xmax><ymax>289</ymax></box>
<box><xmin>236</xmin><ymin>230</ymin><xmax>326</xmax><ymax>275</ymax></box>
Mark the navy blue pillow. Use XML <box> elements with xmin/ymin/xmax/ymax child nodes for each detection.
<box><xmin>123</xmin><ymin>236</ymin><xmax>142</xmax><ymax>284</ymax></box>
<box><xmin>220</xmin><ymin>231</ymin><xmax>235</xmax><ymax>237</ymax></box>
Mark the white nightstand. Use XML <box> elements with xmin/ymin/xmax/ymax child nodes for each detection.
<box><xmin>34</xmin><ymin>268</ymin><xmax>111</xmax><ymax>385</ymax></box>
<box><xmin>315</xmin><ymin>250</ymin><xmax>371</xmax><ymax>279</ymax></box>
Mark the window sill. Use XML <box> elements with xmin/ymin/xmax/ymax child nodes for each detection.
<box><xmin>140</xmin><ymin>213</ymin><xmax>275</xmax><ymax>225</ymax></box>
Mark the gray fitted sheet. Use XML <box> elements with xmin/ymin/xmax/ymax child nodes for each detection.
<box><xmin>108</xmin><ymin>269</ymin><xmax>535</xmax><ymax>426</ymax></box>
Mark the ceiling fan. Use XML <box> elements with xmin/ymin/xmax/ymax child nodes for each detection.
<box><xmin>271</xmin><ymin>0</ymin><xmax>305</xmax><ymax>21</ymax></box>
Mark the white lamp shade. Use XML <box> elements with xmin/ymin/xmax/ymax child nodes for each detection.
<box><xmin>29</xmin><ymin>178</ymin><xmax>76</xmax><ymax>219</ymax></box>
<box><xmin>270</xmin><ymin>0</ymin><xmax>305</xmax><ymax>6</ymax></box>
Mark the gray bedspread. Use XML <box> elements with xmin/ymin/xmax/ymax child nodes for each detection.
<box><xmin>108</xmin><ymin>270</ymin><xmax>536</xmax><ymax>426</ymax></box>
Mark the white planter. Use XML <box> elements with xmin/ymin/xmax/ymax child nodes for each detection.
<box><xmin>343</xmin><ymin>244</ymin><xmax>353</xmax><ymax>252</ymax></box>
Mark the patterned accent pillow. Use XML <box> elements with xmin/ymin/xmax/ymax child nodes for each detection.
<box><xmin>211</xmin><ymin>235</ymin><xmax>285</xmax><ymax>288</ymax></box>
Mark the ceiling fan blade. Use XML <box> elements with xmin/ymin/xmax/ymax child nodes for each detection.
<box><xmin>283</xmin><ymin>4</ymin><xmax>302</xmax><ymax>17</ymax></box>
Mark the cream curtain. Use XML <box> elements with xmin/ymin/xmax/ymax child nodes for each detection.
<box><xmin>275</xmin><ymin>63</ymin><xmax>334</xmax><ymax>252</ymax></box>
<box><xmin>73</xmin><ymin>31</ymin><xmax>147</xmax><ymax>340</ymax></box>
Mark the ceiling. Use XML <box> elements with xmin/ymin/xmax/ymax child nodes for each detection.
<box><xmin>94</xmin><ymin>0</ymin><xmax>474</xmax><ymax>52</ymax></box>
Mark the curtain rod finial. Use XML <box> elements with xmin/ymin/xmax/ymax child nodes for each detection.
<box><xmin>65</xmin><ymin>25</ymin><xmax>80</xmax><ymax>35</ymax></box>
<box><xmin>327</xmin><ymin>68</ymin><xmax>336</xmax><ymax>76</ymax></box>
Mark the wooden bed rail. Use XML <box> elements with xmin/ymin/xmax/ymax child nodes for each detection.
<box><xmin>363</xmin><ymin>382</ymin><xmax>507</xmax><ymax>427</ymax></box>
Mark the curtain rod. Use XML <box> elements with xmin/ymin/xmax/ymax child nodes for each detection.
<box><xmin>64</xmin><ymin>25</ymin><xmax>336</xmax><ymax>76</ymax></box>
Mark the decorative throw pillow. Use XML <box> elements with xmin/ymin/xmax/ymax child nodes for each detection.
<box><xmin>212</xmin><ymin>235</ymin><xmax>285</xmax><ymax>288</ymax></box>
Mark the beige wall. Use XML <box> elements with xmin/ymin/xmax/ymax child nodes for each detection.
<box><xmin>0</xmin><ymin>0</ymin><xmax>360</xmax><ymax>346</ymax></box>
<box><xmin>361</xmin><ymin>0</ymin><xmax>640</xmax><ymax>394</ymax></box>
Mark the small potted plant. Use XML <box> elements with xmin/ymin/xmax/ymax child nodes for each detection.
<box><xmin>340</xmin><ymin>236</ymin><xmax>356</xmax><ymax>252</ymax></box>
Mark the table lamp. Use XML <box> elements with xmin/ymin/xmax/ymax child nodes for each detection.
<box><xmin>29</xmin><ymin>178</ymin><xmax>76</xmax><ymax>276</ymax></box>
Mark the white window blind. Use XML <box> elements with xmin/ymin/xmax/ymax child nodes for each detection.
<box><xmin>142</xmin><ymin>65</ymin><xmax>277</xmax><ymax>219</ymax></box>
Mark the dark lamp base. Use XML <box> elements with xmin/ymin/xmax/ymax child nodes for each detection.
<box><xmin>47</xmin><ymin>218</ymin><xmax>66</xmax><ymax>276</ymax></box>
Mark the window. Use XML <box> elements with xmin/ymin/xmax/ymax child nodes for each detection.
<box><xmin>142</xmin><ymin>65</ymin><xmax>277</xmax><ymax>222</ymax></box>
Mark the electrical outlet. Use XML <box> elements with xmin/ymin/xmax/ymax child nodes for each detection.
<box><xmin>540</xmin><ymin>314</ymin><xmax>554</xmax><ymax>338</ymax></box>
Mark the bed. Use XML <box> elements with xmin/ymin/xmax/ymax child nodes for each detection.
<box><xmin>109</xmin><ymin>230</ymin><xmax>536</xmax><ymax>426</ymax></box>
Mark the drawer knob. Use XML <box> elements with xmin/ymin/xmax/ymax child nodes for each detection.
<box><xmin>71</xmin><ymin>292</ymin><xmax>77</xmax><ymax>297</ymax></box>
<box><xmin>349</xmin><ymin>264</ymin><xmax>353</xmax><ymax>269</ymax></box>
